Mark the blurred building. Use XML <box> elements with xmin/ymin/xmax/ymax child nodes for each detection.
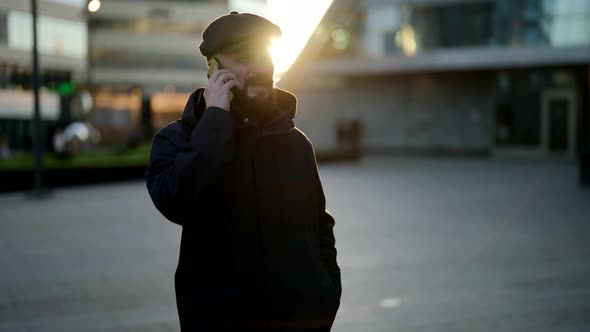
<box><xmin>281</xmin><ymin>0</ymin><xmax>590</xmax><ymax>158</ymax></box>
<box><xmin>0</xmin><ymin>0</ymin><xmax>87</xmax><ymax>150</ymax></box>
<box><xmin>87</xmin><ymin>0</ymin><xmax>227</xmax><ymax>139</ymax></box>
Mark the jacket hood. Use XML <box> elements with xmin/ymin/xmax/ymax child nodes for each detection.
<box><xmin>180</xmin><ymin>87</ymin><xmax>297</xmax><ymax>129</ymax></box>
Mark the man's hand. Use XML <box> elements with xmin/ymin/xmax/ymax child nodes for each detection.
<box><xmin>204</xmin><ymin>68</ymin><xmax>240</xmax><ymax>112</ymax></box>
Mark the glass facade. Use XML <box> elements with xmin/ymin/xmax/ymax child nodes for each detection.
<box><xmin>91</xmin><ymin>49</ymin><xmax>201</xmax><ymax>69</ymax></box>
<box><xmin>312</xmin><ymin>0</ymin><xmax>590</xmax><ymax>58</ymax></box>
<box><xmin>0</xmin><ymin>65</ymin><xmax>72</xmax><ymax>90</ymax></box>
<box><xmin>495</xmin><ymin>71</ymin><xmax>543</xmax><ymax>146</ymax></box>
<box><xmin>493</xmin><ymin>68</ymin><xmax>578</xmax><ymax>147</ymax></box>
<box><xmin>89</xmin><ymin>16</ymin><xmax>206</xmax><ymax>70</ymax></box>
<box><xmin>412</xmin><ymin>1</ymin><xmax>495</xmax><ymax>50</ymax></box>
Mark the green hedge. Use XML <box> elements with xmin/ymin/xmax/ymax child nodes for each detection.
<box><xmin>0</xmin><ymin>145</ymin><xmax>151</xmax><ymax>170</ymax></box>
<box><xmin>0</xmin><ymin>145</ymin><xmax>359</xmax><ymax>171</ymax></box>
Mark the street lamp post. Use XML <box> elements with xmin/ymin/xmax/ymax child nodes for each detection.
<box><xmin>30</xmin><ymin>0</ymin><xmax>45</xmax><ymax>196</ymax></box>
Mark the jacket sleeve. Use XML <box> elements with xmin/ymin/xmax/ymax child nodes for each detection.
<box><xmin>146</xmin><ymin>107</ymin><xmax>234</xmax><ymax>226</ymax></box>
<box><xmin>310</xmin><ymin>145</ymin><xmax>342</xmax><ymax>296</ymax></box>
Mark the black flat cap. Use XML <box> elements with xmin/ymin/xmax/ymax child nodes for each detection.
<box><xmin>199</xmin><ymin>11</ymin><xmax>282</xmax><ymax>58</ymax></box>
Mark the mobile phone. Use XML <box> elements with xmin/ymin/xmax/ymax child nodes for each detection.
<box><xmin>207</xmin><ymin>57</ymin><xmax>234</xmax><ymax>101</ymax></box>
<box><xmin>207</xmin><ymin>57</ymin><xmax>222</xmax><ymax>78</ymax></box>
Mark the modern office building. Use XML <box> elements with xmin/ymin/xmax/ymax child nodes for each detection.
<box><xmin>0</xmin><ymin>0</ymin><xmax>87</xmax><ymax>150</ymax></box>
<box><xmin>280</xmin><ymin>0</ymin><xmax>590</xmax><ymax>158</ymax></box>
<box><xmin>87</xmin><ymin>0</ymin><xmax>227</xmax><ymax>138</ymax></box>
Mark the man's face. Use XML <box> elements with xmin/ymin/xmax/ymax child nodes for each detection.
<box><xmin>214</xmin><ymin>47</ymin><xmax>274</xmax><ymax>102</ymax></box>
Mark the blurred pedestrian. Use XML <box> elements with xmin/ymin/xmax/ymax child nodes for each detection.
<box><xmin>146</xmin><ymin>11</ymin><xmax>341</xmax><ymax>332</ymax></box>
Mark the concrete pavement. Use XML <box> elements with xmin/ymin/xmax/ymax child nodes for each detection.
<box><xmin>1</xmin><ymin>156</ymin><xmax>589</xmax><ymax>331</ymax></box>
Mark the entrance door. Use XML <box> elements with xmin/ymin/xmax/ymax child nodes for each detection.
<box><xmin>542</xmin><ymin>89</ymin><xmax>576</xmax><ymax>157</ymax></box>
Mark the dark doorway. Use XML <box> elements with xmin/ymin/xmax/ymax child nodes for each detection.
<box><xmin>548</xmin><ymin>99</ymin><xmax>569</xmax><ymax>152</ymax></box>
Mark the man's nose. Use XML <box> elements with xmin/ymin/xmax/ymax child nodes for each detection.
<box><xmin>247</xmin><ymin>60</ymin><xmax>271</xmax><ymax>75</ymax></box>
<box><xmin>246</xmin><ymin>68</ymin><xmax>264</xmax><ymax>80</ymax></box>
<box><xmin>245</xmin><ymin>69</ymin><xmax>264</xmax><ymax>83</ymax></box>
<box><xmin>245</xmin><ymin>70</ymin><xmax>256</xmax><ymax>80</ymax></box>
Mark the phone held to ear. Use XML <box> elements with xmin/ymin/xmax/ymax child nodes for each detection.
<box><xmin>208</xmin><ymin>57</ymin><xmax>234</xmax><ymax>102</ymax></box>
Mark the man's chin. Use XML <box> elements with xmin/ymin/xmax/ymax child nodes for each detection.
<box><xmin>231</xmin><ymin>87</ymin><xmax>275</xmax><ymax>118</ymax></box>
<box><xmin>246</xmin><ymin>85</ymin><xmax>273</xmax><ymax>100</ymax></box>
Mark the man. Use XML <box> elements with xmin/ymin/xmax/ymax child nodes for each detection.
<box><xmin>146</xmin><ymin>12</ymin><xmax>341</xmax><ymax>331</ymax></box>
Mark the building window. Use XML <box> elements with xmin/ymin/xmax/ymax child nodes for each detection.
<box><xmin>7</xmin><ymin>11</ymin><xmax>87</xmax><ymax>59</ymax></box>
<box><xmin>411</xmin><ymin>1</ymin><xmax>494</xmax><ymax>50</ymax></box>
<box><xmin>0</xmin><ymin>12</ymin><xmax>7</xmax><ymax>46</ymax></box>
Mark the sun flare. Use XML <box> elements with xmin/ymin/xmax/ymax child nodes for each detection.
<box><xmin>267</xmin><ymin>0</ymin><xmax>333</xmax><ymax>77</ymax></box>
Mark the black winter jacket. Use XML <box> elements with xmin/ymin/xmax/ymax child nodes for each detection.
<box><xmin>146</xmin><ymin>88</ymin><xmax>341</xmax><ymax>331</ymax></box>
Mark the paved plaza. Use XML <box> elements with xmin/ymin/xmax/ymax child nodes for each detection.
<box><xmin>1</xmin><ymin>156</ymin><xmax>589</xmax><ymax>332</ymax></box>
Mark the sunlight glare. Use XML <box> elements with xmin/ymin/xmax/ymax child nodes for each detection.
<box><xmin>267</xmin><ymin>0</ymin><xmax>333</xmax><ymax>77</ymax></box>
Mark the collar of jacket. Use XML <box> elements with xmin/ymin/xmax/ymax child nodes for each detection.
<box><xmin>180</xmin><ymin>87</ymin><xmax>296</xmax><ymax>137</ymax></box>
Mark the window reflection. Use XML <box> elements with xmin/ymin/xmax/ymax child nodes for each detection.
<box><xmin>314</xmin><ymin>0</ymin><xmax>590</xmax><ymax>58</ymax></box>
